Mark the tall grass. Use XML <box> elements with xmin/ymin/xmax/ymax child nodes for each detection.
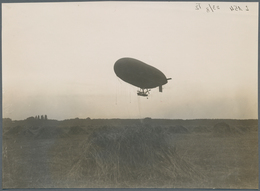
<box><xmin>66</xmin><ymin>124</ymin><xmax>202</xmax><ymax>187</ymax></box>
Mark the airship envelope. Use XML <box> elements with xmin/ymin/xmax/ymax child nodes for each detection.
<box><xmin>114</xmin><ymin>57</ymin><xmax>171</xmax><ymax>96</ymax></box>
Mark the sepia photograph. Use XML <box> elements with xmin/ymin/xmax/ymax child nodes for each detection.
<box><xmin>2</xmin><ymin>1</ymin><xmax>259</xmax><ymax>189</ymax></box>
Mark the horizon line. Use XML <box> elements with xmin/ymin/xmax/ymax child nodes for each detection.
<box><xmin>2</xmin><ymin>117</ymin><xmax>258</xmax><ymax>121</ymax></box>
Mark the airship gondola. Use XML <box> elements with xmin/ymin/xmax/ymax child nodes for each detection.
<box><xmin>114</xmin><ymin>57</ymin><xmax>171</xmax><ymax>96</ymax></box>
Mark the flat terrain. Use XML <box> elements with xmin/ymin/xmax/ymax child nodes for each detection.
<box><xmin>2</xmin><ymin>118</ymin><xmax>258</xmax><ymax>188</ymax></box>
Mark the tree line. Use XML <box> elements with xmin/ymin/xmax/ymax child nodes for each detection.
<box><xmin>35</xmin><ymin>115</ymin><xmax>48</xmax><ymax>120</ymax></box>
<box><xmin>26</xmin><ymin>115</ymin><xmax>48</xmax><ymax>120</ymax></box>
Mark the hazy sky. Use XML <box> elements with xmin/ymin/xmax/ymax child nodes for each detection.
<box><xmin>2</xmin><ymin>2</ymin><xmax>258</xmax><ymax>120</ymax></box>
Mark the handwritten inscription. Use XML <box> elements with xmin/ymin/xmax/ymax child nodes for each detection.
<box><xmin>230</xmin><ymin>5</ymin><xmax>249</xmax><ymax>12</ymax></box>
<box><xmin>195</xmin><ymin>3</ymin><xmax>250</xmax><ymax>13</ymax></box>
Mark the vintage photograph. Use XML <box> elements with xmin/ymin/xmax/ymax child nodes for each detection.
<box><xmin>2</xmin><ymin>1</ymin><xmax>258</xmax><ymax>189</ymax></box>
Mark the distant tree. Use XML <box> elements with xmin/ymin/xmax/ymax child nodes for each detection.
<box><xmin>45</xmin><ymin>115</ymin><xmax>48</xmax><ymax>120</ymax></box>
<box><xmin>41</xmin><ymin>115</ymin><xmax>44</xmax><ymax>120</ymax></box>
<box><xmin>26</xmin><ymin>116</ymin><xmax>35</xmax><ymax>121</ymax></box>
<box><xmin>3</xmin><ymin>118</ymin><xmax>12</xmax><ymax>123</ymax></box>
<box><xmin>37</xmin><ymin>115</ymin><xmax>40</xmax><ymax>120</ymax></box>
<box><xmin>3</xmin><ymin>118</ymin><xmax>12</xmax><ymax>128</ymax></box>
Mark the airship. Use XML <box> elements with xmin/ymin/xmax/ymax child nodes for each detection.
<box><xmin>114</xmin><ymin>57</ymin><xmax>171</xmax><ymax>97</ymax></box>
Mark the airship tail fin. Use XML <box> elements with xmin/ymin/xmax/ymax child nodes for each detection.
<box><xmin>159</xmin><ymin>85</ymin><xmax>163</xmax><ymax>92</ymax></box>
<box><xmin>167</xmin><ymin>78</ymin><xmax>172</xmax><ymax>80</ymax></box>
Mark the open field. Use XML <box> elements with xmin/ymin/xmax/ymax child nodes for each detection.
<box><xmin>2</xmin><ymin>118</ymin><xmax>258</xmax><ymax>188</ymax></box>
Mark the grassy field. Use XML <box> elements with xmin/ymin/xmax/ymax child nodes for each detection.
<box><xmin>2</xmin><ymin>119</ymin><xmax>258</xmax><ymax>188</ymax></box>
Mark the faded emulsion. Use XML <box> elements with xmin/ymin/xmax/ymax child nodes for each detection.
<box><xmin>114</xmin><ymin>57</ymin><xmax>171</xmax><ymax>96</ymax></box>
<box><xmin>2</xmin><ymin>2</ymin><xmax>258</xmax><ymax>189</ymax></box>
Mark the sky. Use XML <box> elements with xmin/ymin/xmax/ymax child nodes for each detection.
<box><xmin>2</xmin><ymin>2</ymin><xmax>258</xmax><ymax>120</ymax></box>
